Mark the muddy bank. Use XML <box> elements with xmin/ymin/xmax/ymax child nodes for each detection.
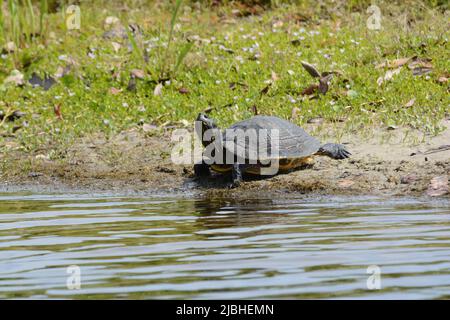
<box><xmin>1</xmin><ymin>121</ymin><xmax>449</xmax><ymax>198</ymax></box>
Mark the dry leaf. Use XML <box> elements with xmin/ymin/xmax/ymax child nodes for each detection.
<box><xmin>178</xmin><ymin>87</ymin><xmax>189</xmax><ymax>94</ymax></box>
<box><xmin>426</xmin><ymin>176</ymin><xmax>449</xmax><ymax>197</ymax></box>
<box><xmin>3</xmin><ymin>41</ymin><xmax>16</xmax><ymax>53</ymax></box>
<box><xmin>376</xmin><ymin>57</ymin><xmax>412</xmax><ymax>69</ymax></box>
<box><xmin>110</xmin><ymin>87</ymin><xmax>122</xmax><ymax>95</ymax></box>
<box><xmin>437</xmin><ymin>76</ymin><xmax>448</xmax><ymax>84</ymax></box>
<box><xmin>291</xmin><ymin>107</ymin><xmax>300</xmax><ymax>120</ymax></box>
<box><xmin>3</xmin><ymin>70</ymin><xmax>24</xmax><ymax>86</ymax></box>
<box><xmin>301</xmin><ymin>61</ymin><xmax>321</xmax><ymax>78</ymax></box>
<box><xmin>271</xmin><ymin>71</ymin><xmax>279</xmax><ymax>82</ymax></box>
<box><xmin>260</xmin><ymin>83</ymin><xmax>272</xmax><ymax>95</ymax></box>
<box><xmin>307</xmin><ymin>117</ymin><xmax>324</xmax><ymax>124</ymax></box>
<box><xmin>142</xmin><ymin>123</ymin><xmax>157</xmax><ymax>132</ymax></box>
<box><xmin>408</xmin><ymin>57</ymin><xmax>433</xmax><ymax>69</ymax></box>
<box><xmin>131</xmin><ymin>69</ymin><xmax>145</xmax><ymax>79</ymax></box>
<box><xmin>54</xmin><ymin>104</ymin><xmax>63</xmax><ymax>120</ymax></box>
<box><xmin>405</xmin><ymin>98</ymin><xmax>415</xmax><ymax>108</ymax></box>
<box><xmin>301</xmin><ymin>84</ymin><xmax>319</xmax><ymax>95</ymax></box>
<box><xmin>111</xmin><ymin>42</ymin><xmax>122</xmax><ymax>53</ymax></box>
<box><xmin>318</xmin><ymin>74</ymin><xmax>333</xmax><ymax>94</ymax></box>
<box><xmin>104</xmin><ymin>16</ymin><xmax>120</xmax><ymax>29</ymax></box>
<box><xmin>377</xmin><ymin>67</ymin><xmax>401</xmax><ymax>86</ymax></box>
<box><xmin>154</xmin><ymin>83</ymin><xmax>163</xmax><ymax>96</ymax></box>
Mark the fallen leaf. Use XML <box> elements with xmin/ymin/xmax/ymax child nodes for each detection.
<box><xmin>260</xmin><ymin>83</ymin><xmax>272</xmax><ymax>95</ymax></box>
<box><xmin>437</xmin><ymin>76</ymin><xmax>448</xmax><ymax>84</ymax></box>
<box><xmin>301</xmin><ymin>61</ymin><xmax>321</xmax><ymax>78</ymax></box>
<box><xmin>3</xmin><ymin>70</ymin><xmax>24</xmax><ymax>86</ymax></box>
<box><xmin>408</xmin><ymin>57</ymin><xmax>433</xmax><ymax>69</ymax></box>
<box><xmin>131</xmin><ymin>69</ymin><xmax>145</xmax><ymax>79</ymax></box>
<box><xmin>426</xmin><ymin>176</ymin><xmax>449</xmax><ymax>197</ymax></box>
<box><xmin>104</xmin><ymin>16</ymin><xmax>120</xmax><ymax>28</ymax></box>
<box><xmin>377</xmin><ymin>67</ymin><xmax>401</xmax><ymax>86</ymax></box>
<box><xmin>154</xmin><ymin>83</ymin><xmax>163</xmax><ymax>96</ymax></box>
<box><xmin>412</xmin><ymin>67</ymin><xmax>433</xmax><ymax>76</ymax></box>
<box><xmin>2</xmin><ymin>41</ymin><xmax>16</xmax><ymax>53</ymax></box>
<box><xmin>404</xmin><ymin>98</ymin><xmax>415</xmax><ymax>108</ymax></box>
<box><xmin>29</xmin><ymin>73</ymin><xmax>56</xmax><ymax>90</ymax></box>
<box><xmin>291</xmin><ymin>107</ymin><xmax>300</xmax><ymax>120</ymax></box>
<box><xmin>178</xmin><ymin>87</ymin><xmax>189</xmax><ymax>94</ymax></box>
<box><xmin>318</xmin><ymin>74</ymin><xmax>333</xmax><ymax>94</ymax></box>
<box><xmin>251</xmin><ymin>105</ymin><xmax>258</xmax><ymax>115</ymax></box>
<box><xmin>111</xmin><ymin>41</ymin><xmax>122</xmax><ymax>53</ymax></box>
<box><xmin>110</xmin><ymin>87</ymin><xmax>122</xmax><ymax>95</ymax></box>
<box><xmin>0</xmin><ymin>110</ymin><xmax>26</xmax><ymax>122</ymax></box>
<box><xmin>301</xmin><ymin>84</ymin><xmax>319</xmax><ymax>95</ymax></box>
<box><xmin>408</xmin><ymin>57</ymin><xmax>433</xmax><ymax>76</ymax></box>
<box><xmin>272</xmin><ymin>20</ymin><xmax>283</xmax><ymax>28</ymax></box>
<box><xmin>307</xmin><ymin>117</ymin><xmax>324</xmax><ymax>124</ymax></box>
<box><xmin>54</xmin><ymin>104</ymin><xmax>63</xmax><ymax>120</ymax></box>
<box><xmin>127</xmin><ymin>76</ymin><xmax>136</xmax><ymax>92</ymax></box>
<box><xmin>54</xmin><ymin>65</ymin><xmax>71</xmax><ymax>78</ymax></box>
<box><xmin>376</xmin><ymin>57</ymin><xmax>412</xmax><ymax>69</ymax></box>
<box><xmin>271</xmin><ymin>71</ymin><xmax>279</xmax><ymax>82</ymax></box>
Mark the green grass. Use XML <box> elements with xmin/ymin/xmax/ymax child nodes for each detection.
<box><xmin>0</xmin><ymin>0</ymin><xmax>449</xmax><ymax>154</ymax></box>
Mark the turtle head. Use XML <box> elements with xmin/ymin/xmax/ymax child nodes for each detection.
<box><xmin>196</xmin><ymin>113</ymin><xmax>219</xmax><ymax>148</ymax></box>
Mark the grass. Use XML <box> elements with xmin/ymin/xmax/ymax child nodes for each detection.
<box><xmin>0</xmin><ymin>0</ymin><xmax>449</xmax><ymax>155</ymax></box>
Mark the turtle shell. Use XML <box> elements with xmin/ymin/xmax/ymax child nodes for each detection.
<box><xmin>222</xmin><ymin>116</ymin><xmax>321</xmax><ymax>162</ymax></box>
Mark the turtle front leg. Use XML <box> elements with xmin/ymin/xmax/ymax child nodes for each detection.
<box><xmin>230</xmin><ymin>163</ymin><xmax>245</xmax><ymax>188</ymax></box>
<box><xmin>194</xmin><ymin>160</ymin><xmax>210</xmax><ymax>177</ymax></box>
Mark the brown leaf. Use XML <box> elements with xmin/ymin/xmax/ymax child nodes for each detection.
<box><xmin>408</xmin><ymin>57</ymin><xmax>433</xmax><ymax>69</ymax></box>
<box><xmin>307</xmin><ymin>117</ymin><xmax>324</xmax><ymax>124</ymax></box>
<box><xmin>154</xmin><ymin>83</ymin><xmax>163</xmax><ymax>96</ymax></box>
<box><xmin>426</xmin><ymin>176</ymin><xmax>449</xmax><ymax>197</ymax></box>
<box><xmin>318</xmin><ymin>74</ymin><xmax>333</xmax><ymax>94</ymax></box>
<box><xmin>437</xmin><ymin>76</ymin><xmax>448</xmax><ymax>84</ymax></box>
<box><xmin>131</xmin><ymin>69</ymin><xmax>145</xmax><ymax>79</ymax></box>
<box><xmin>271</xmin><ymin>71</ymin><xmax>279</xmax><ymax>82</ymax></box>
<box><xmin>301</xmin><ymin>84</ymin><xmax>319</xmax><ymax>95</ymax></box>
<box><xmin>54</xmin><ymin>104</ymin><xmax>63</xmax><ymax>120</ymax></box>
<box><xmin>377</xmin><ymin>67</ymin><xmax>402</xmax><ymax>86</ymax></box>
<box><xmin>376</xmin><ymin>57</ymin><xmax>413</xmax><ymax>69</ymax></box>
<box><xmin>251</xmin><ymin>105</ymin><xmax>258</xmax><ymax>115</ymax></box>
<box><xmin>178</xmin><ymin>87</ymin><xmax>189</xmax><ymax>94</ymax></box>
<box><xmin>127</xmin><ymin>76</ymin><xmax>136</xmax><ymax>92</ymax></box>
<box><xmin>404</xmin><ymin>98</ymin><xmax>415</xmax><ymax>108</ymax></box>
<box><xmin>291</xmin><ymin>107</ymin><xmax>300</xmax><ymax>120</ymax></box>
<box><xmin>412</xmin><ymin>67</ymin><xmax>433</xmax><ymax>76</ymax></box>
<box><xmin>260</xmin><ymin>83</ymin><xmax>272</xmax><ymax>95</ymax></box>
<box><xmin>142</xmin><ymin>123</ymin><xmax>158</xmax><ymax>132</ymax></box>
<box><xmin>110</xmin><ymin>87</ymin><xmax>122</xmax><ymax>95</ymax></box>
<box><xmin>301</xmin><ymin>61</ymin><xmax>321</xmax><ymax>78</ymax></box>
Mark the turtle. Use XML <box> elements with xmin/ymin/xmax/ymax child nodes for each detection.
<box><xmin>194</xmin><ymin>113</ymin><xmax>351</xmax><ymax>188</ymax></box>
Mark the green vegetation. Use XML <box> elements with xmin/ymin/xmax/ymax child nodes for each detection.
<box><xmin>0</xmin><ymin>0</ymin><xmax>449</xmax><ymax>154</ymax></box>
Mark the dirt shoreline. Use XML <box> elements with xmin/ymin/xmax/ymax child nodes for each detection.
<box><xmin>1</xmin><ymin>121</ymin><xmax>449</xmax><ymax>198</ymax></box>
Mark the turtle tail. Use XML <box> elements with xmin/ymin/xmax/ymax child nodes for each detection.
<box><xmin>317</xmin><ymin>143</ymin><xmax>351</xmax><ymax>160</ymax></box>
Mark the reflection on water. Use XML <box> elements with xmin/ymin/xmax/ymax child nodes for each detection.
<box><xmin>0</xmin><ymin>192</ymin><xmax>450</xmax><ymax>299</ymax></box>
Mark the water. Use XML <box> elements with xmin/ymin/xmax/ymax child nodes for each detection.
<box><xmin>0</xmin><ymin>192</ymin><xmax>450</xmax><ymax>299</ymax></box>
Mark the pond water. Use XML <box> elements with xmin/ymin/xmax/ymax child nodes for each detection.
<box><xmin>0</xmin><ymin>192</ymin><xmax>450</xmax><ymax>299</ymax></box>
